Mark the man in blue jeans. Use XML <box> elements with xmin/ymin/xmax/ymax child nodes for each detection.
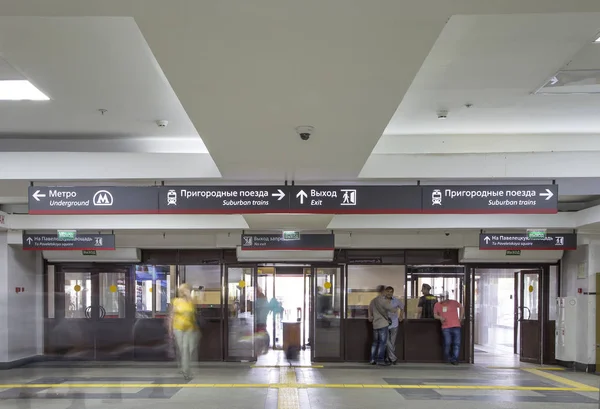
<box><xmin>368</xmin><ymin>285</ymin><xmax>395</xmax><ymax>366</ymax></box>
<box><xmin>433</xmin><ymin>295</ymin><xmax>464</xmax><ymax>365</ymax></box>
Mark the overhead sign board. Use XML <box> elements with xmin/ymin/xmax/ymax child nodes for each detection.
<box><xmin>158</xmin><ymin>186</ymin><xmax>289</xmax><ymax>214</ymax></box>
<box><xmin>241</xmin><ymin>234</ymin><xmax>334</xmax><ymax>250</ymax></box>
<box><xmin>422</xmin><ymin>185</ymin><xmax>558</xmax><ymax>214</ymax></box>
<box><xmin>289</xmin><ymin>186</ymin><xmax>422</xmax><ymax>214</ymax></box>
<box><xmin>479</xmin><ymin>233</ymin><xmax>576</xmax><ymax>251</ymax></box>
<box><xmin>23</xmin><ymin>233</ymin><xmax>116</xmax><ymax>251</ymax></box>
<box><xmin>28</xmin><ymin>186</ymin><xmax>159</xmax><ymax>215</ymax></box>
<box><xmin>28</xmin><ymin>184</ymin><xmax>559</xmax><ymax>215</ymax></box>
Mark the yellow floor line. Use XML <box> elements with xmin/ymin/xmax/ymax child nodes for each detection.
<box><xmin>277</xmin><ymin>367</ymin><xmax>300</xmax><ymax>409</ymax></box>
<box><xmin>487</xmin><ymin>366</ymin><xmax>564</xmax><ymax>371</ymax></box>
<box><xmin>523</xmin><ymin>368</ymin><xmax>599</xmax><ymax>391</ymax></box>
<box><xmin>252</xmin><ymin>365</ymin><xmax>323</xmax><ymax>369</ymax></box>
<box><xmin>0</xmin><ymin>383</ymin><xmax>596</xmax><ymax>392</ymax></box>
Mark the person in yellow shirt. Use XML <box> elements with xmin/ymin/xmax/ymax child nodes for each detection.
<box><xmin>168</xmin><ymin>283</ymin><xmax>200</xmax><ymax>380</ymax></box>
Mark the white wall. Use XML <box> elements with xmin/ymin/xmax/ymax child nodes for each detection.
<box><xmin>561</xmin><ymin>244</ymin><xmax>596</xmax><ymax>367</ymax></box>
<box><xmin>347</xmin><ymin>265</ymin><xmax>406</xmax><ymax>292</ymax></box>
<box><xmin>0</xmin><ymin>243</ymin><xmax>43</xmax><ymax>364</ymax></box>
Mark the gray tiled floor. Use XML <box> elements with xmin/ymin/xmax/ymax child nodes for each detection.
<box><xmin>0</xmin><ymin>361</ymin><xmax>597</xmax><ymax>408</ymax></box>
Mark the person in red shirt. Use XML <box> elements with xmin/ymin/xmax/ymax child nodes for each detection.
<box><xmin>433</xmin><ymin>294</ymin><xmax>464</xmax><ymax>365</ymax></box>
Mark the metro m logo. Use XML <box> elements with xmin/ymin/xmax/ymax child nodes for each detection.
<box><xmin>93</xmin><ymin>190</ymin><xmax>114</xmax><ymax>206</ymax></box>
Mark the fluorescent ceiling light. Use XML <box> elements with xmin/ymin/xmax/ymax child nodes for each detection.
<box><xmin>0</xmin><ymin>80</ymin><xmax>49</xmax><ymax>101</ymax></box>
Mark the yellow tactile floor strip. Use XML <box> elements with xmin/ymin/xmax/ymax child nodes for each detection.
<box><xmin>0</xmin><ymin>365</ymin><xmax>596</xmax><ymax>395</ymax></box>
<box><xmin>488</xmin><ymin>366</ymin><xmax>565</xmax><ymax>371</ymax></box>
<box><xmin>1</xmin><ymin>383</ymin><xmax>596</xmax><ymax>392</ymax></box>
<box><xmin>277</xmin><ymin>366</ymin><xmax>300</xmax><ymax>409</ymax></box>
<box><xmin>522</xmin><ymin>368</ymin><xmax>597</xmax><ymax>390</ymax></box>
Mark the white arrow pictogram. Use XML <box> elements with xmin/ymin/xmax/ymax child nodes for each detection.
<box><xmin>32</xmin><ymin>190</ymin><xmax>46</xmax><ymax>201</ymax></box>
<box><xmin>540</xmin><ymin>188</ymin><xmax>554</xmax><ymax>201</ymax></box>
<box><xmin>272</xmin><ymin>189</ymin><xmax>286</xmax><ymax>201</ymax></box>
<box><xmin>296</xmin><ymin>190</ymin><xmax>308</xmax><ymax>204</ymax></box>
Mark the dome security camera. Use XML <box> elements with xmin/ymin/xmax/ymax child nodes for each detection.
<box><xmin>296</xmin><ymin>126</ymin><xmax>314</xmax><ymax>141</ymax></box>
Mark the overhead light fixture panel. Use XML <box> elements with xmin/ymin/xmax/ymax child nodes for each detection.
<box><xmin>0</xmin><ymin>80</ymin><xmax>49</xmax><ymax>101</ymax></box>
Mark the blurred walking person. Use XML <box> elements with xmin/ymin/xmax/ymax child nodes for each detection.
<box><xmin>168</xmin><ymin>283</ymin><xmax>200</xmax><ymax>380</ymax></box>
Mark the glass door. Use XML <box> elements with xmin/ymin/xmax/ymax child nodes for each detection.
<box><xmin>302</xmin><ymin>267</ymin><xmax>311</xmax><ymax>350</ymax></box>
<box><xmin>312</xmin><ymin>266</ymin><xmax>343</xmax><ymax>361</ymax></box>
<box><xmin>517</xmin><ymin>269</ymin><xmax>542</xmax><ymax>363</ymax></box>
<box><xmin>58</xmin><ymin>271</ymin><xmax>95</xmax><ymax>360</ymax></box>
<box><xmin>225</xmin><ymin>266</ymin><xmax>258</xmax><ymax>361</ymax></box>
<box><xmin>56</xmin><ymin>267</ymin><xmax>132</xmax><ymax>360</ymax></box>
<box><xmin>95</xmin><ymin>270</ymin><xmax>132</xmax><ymax>360</ymax></box>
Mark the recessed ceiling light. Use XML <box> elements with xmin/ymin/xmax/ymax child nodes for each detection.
<box><xmin>595</xmin><ymin>34</ymin><xmax>600</xmax><ymax>43</ymax></box>
<box><xmin>0</xmin><ymin>80</ymin><xmax>49</xmax><ymax>101</ymax></box>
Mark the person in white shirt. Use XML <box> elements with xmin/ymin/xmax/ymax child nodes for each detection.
<box><xmin>384</xmin><ymin>286</ymin><xmax>404</xmax><ymax>364</ymax></box>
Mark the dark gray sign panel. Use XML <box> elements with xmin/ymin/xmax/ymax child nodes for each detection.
<box><xmin>23</xmin><ymin>233</ymin><xmax>116</xmax><ymax>251</ymax></box>
<box><xmin>479</xmin><ymin>233</ymin><xmax>576</xmax><ymax>250</ymax></box>
<box><xmin>28</xmin><ymin>186</ymin><xmax>159</xmax><ymax>215</ymax></box>
<box><xmin>288</xmin><ymin>186</ymin><xmax>422</xmax><ymax>214</ymax></box>
<box><xmin>241</xmin><ymin>234</ymin><xmax>334</xmax><ymax>250</ymax></box>
<box><xmin>422</xmin><ymin>185</ymin><xmax>558</xmax><ymax>214</ymax></box>
<box><xmin>158</xmin><ymin>186</ymin><xmax>290</xmax><ymax>214</ymax></box>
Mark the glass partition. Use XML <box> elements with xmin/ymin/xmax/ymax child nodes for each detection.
<box><xmin>406</xmin><ymin>266</ymin><xmax>465</xmax><ymax>319</ymax></box>
<box><xmin>227</xmin><ymin>267</ymin><xmax>256</xmax><ymax>360</ymax></box>
<box><xmin>346</xmin><ymin>265</ymin><xmax>405</xmax><ymax>319</ymax></box>
<box><xmin>313</xmin><ymin>267</ymin><xmax>342</xmax><ymax>359</ymax></box>
<box><xmin>473</xmin><ymin>269</ymin><xmax>515</xmax><ymax>352</ymax></box>
<box><xmin>181</xmin><ymin>264</ymin><xmax>224</xmax><ymax>361</ymax></box>
<box><xmin>181</xmin><ymin>264</ymin><xmax>222</xmax><ymax>309</ymax></box>
<box><xmin>134</xmin><ymin>265</ymin><xmax>175</xmax><ymax>318</ymax></box>
<box><xmin>64</xmin><ymin>272</ymin><xmax>92</xmax><ymax>318</ymax></box>
<box><xmin>99</xmin><ymin>272</ymin><xmax>126</xmax><ymax>319</ymax></box>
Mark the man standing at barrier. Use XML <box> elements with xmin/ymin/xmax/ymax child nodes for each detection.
<box><xmin>368</xmin><ymin>285</ymin><xmax>396</xmax><ymax>366</ymax></box>
<box><xmin>384</xmin><ymin>286</ymin><xmax>403</xmax><ymax>365</ymax></box>
<box><xmin>434</xmin><ymin>293</ymin><xmax>464</xmax><ymax>365</ymax></box>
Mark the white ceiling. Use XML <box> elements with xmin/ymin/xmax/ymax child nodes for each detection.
<box><xmin>0</xmin><ymin>17</ymin><xmax>207</xmax><ymax>144</ymax></box>
<box><xmin>1</xmin><ymin>3</ymin><xmax>600</xmax><ymax>205</ymax></box>
<box><xmin>382</xmin><ymin>14</ymin><xmax>600</xmax><ymax>136</ymax></box>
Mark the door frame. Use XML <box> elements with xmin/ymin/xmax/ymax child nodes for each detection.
<box><xmin>518</xmin><ymin>269</ymin><xmax>543</xmax><ymax>364</ymax></box>
<box><xmin>55</xmin><ymin>264</ymin><xmax>134</xmax><ymax>320</ymax></box>
<box><xmin>514</xmin><ymin>271</ymin><xmax>519</xmax><ymax>355</ymax></box>
<box><xmin>223</xmin><ymin>264</ymin><xmax>257</xmax><ymax>361</ymax></box>
<box><xmin>53</xmin><ymin>263</ymin><xmax>134</xmax><ymax>360</ymax></box>
<box><xmin>311</xmin><ymin>264</ymin><xmax>345</xmax><ymax>362</ymax></box>
<box><xmin>468</xmin><ymin>263</ymin><xmax>557</xmax><ymax>365</ymax></box>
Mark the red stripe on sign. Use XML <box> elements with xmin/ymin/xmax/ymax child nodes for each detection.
<box><xmin>423</xmin><ymin>209</ymin><xmax>557</xmax><ymax>214</ymax></box>
<box><xmin>158</xmin><ymin>209</ymin><xmax>291</xmax><ymax>214</ymax></box>
<box><xmin>28</xmin><ymin>209</ymin><xmax>157</xmax><ymax>215</ymax></box>
<box><xmin>480</xmin><ymin>247</ymin><xmax>575</xmax><ymax>251</ymax></box>
<box><xmin>23</xmin><ymin>247</ymin><xmax>116</xmax><ymax>251</ymax></box>
<box><xmin>241</xmin><ymin>247</ymin><xmax>334</xmax><ymax>251</ymax></box>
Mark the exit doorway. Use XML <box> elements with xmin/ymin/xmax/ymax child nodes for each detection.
<box><xmin>472</xmin><ymin>265</ymin><xmax>558</xmax><ymax>365</ymax></box>
<box><xmin>256</xmin><ymin>266</ymin><xmax>309</xmax><ymax>351</ymax></box>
